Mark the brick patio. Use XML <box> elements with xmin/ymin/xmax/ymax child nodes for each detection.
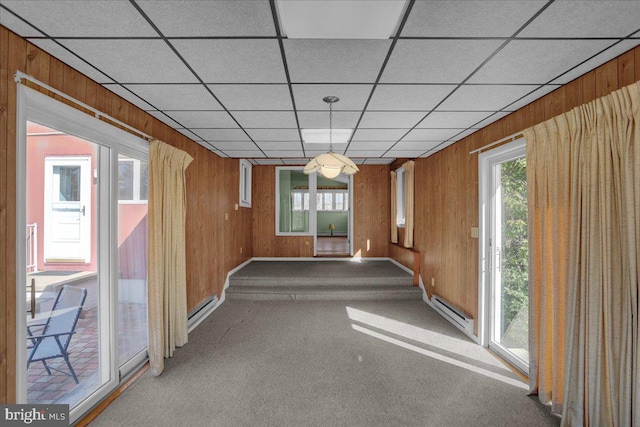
<box><xmin>27</xmin><ymin>302</ymin><xmax>147</xmax><ymax>406</ymax></box>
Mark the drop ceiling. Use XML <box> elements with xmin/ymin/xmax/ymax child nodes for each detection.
<box><xmin>1</xmin><ymin>0</ymin><xmax>639</xmax><ymax>166</ymax></box>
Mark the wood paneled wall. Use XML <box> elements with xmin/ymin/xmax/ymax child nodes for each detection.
<box><xmin>0</xmin><ymin>26</ymin><xmax>252</xmax><ymax>403</ymax></box>
<box><xmin>412</xmin><ymin>46</ymin><xmax>640</xmax><ymax>330</ymax></box>
<box><xmin>252</xmin><ymin>164</ymin><xmax>390</xmax><ymax>258</ymax></box>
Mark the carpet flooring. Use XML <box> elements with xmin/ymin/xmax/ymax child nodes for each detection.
<box><xmin>91</xmin><ymin>300</ymin><xmax>558</xmax><ymax>426</ymax></box>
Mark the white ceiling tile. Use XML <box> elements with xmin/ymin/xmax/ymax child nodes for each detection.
<box><xmin>209</xmin><ymin>84</ymin><xmax>293</xmax><ymax>110</ymax></box>
<box><xmin>103</xmin><ymin>84</ymin><xmax>154</xmax><ymax>110</ymax></box>
<box><xmin>402</xmin><ymin>1</ymin><xmax>547</xmax><ymax>37</ymax></box>
<box><xmin>175</xmin><ymin>128</ymin><xmax>201</xmax><ymax>140</ymax></box>
<box><xmin>292</xmin><ymin>84</ymin><xmax>373</xmax><ymax>110</ymax></box>
<box><xmin>167</xmin><ymin>111</ymin><xmax>238</xmax><ymax>128</ymax></box>
<box><xmin>1</xmin><ymin>1</ymin><xmax>156</xmax><ymax>37</ymax></box>
<box><xmin>222</xmin><ymin>150</ymin><xmax>265</xmax><ymax>158</ymax></box>
<box><xmin>257</xmin><ymin>141</ymin><xmax>303</xmax><ymax>151</ymax></box>
<box><xmin>60</xmin><ymin>39</ymin><xmax>198</xmax><ymax>83</ymax></box>
<box><xmin>254</xmin><ymin>159</ymin><xmax>286</xmax><ymax>165</ymax></box>
<box><xmin>172</xmin><ymin>39</ymin><xmax>286</xmax><ymax>83</ymax></box>
<box><xmin>384</xmin><ymin>149</ymin><xmax>428</xmax><ymax>158</ymax></box>
<box><xmin>359</xmin><ymin>111</ymin><xmax>425</xmax><ymax>128</ymax></box>
<box><xmin>233</xmin><ymin>111</ymin><xmax>297</xmax><ymax>128</ymax></box>
<box><xmin>391</xmin><ymin>141</ymin><xmax>443</xmax><ymax>151</ymax></box>
<box><xmin>281</xmin><ymin>158</ymin><xmax>309</xmax><ymax>165</ymax></box>
<box><xmin>28</xmin><ymin>39</ymin><xmax>114</xmax><ymax>84</ymax></box>
<box><xmin>552</xmin><ymin>40</ymin><xmax>640</xmax><ymax>85</ymax></box>
<box><xmin>352</xmin><ymin>129</ymin><xmax>409</xmax><ymax>141</ymax></box>
<box><xmin>247</xmin><ymin>129</ymin><xmax>301</xmax><ymax>142</ymax></box>
<box><xmin>382</xmin><ymin>40</ymin><xmax>504</xmax><ymax>83</ymax></box>
<box><xmin>125</xmin><ymin>84</ymin><xmax>222</xmax><ymax>111</ymax></box>
<box><xmin>146</xmin><ymin>111</ymin><xmax>181</xmax><ymax>129</ymax></box>
<box><xmin>448</xmin><ymin>128</ymin><xmax>478</xmax><ymax>142</ymax></box>
<box><xmin>416</xmin><ymin>111</ymin><xmax>493</xmax><ymax>129</ymax></box>
<box><xmin>502</xmin><ymin>85</ymin><xmax>560</xmax><ymax>112</ymax></box>
<box><xmin>193</xmin><ymin>140</ymin><xmax>219</xmax><ymax>152</ymax></box>
<box><xmin>209</xmin><ymin>141</ymin><xmax>260</xmax><ymax>151</ymax></box>
<box><xmin>138</xmin><ymin>0</ymin><xmax>275</xmax><ymax>36</ymax></box>
<box><xmin>297</xmin><ymin>111</ymin><xmax>361</xmax><ymax>129</ymax></box>
<box><xmin>344</xmin><ymin>150</ymin><xmax>391</xmax><ymax>157</ymax></box>
<box><xmin>519</xmin><ymin>0</ymin><xmax>640</xmax><ymax>38</ymax></box>
<box><xmin>347</xmin><ymin>141</ymin><xmax>395</xmax><ymax>150</ymax></box>
<box><xmin>368</xmin><ymin>85</ymin><xmax>453</xmax><ymax>111</ymax></box>
<box><xmin>284</xmin><ymin>39</ymin><xmax>391</xmax><ymax>83</ymax></box>
<box><xmin>364</xmin><ymin>158</ymin><xmax>394</xmax><ymax>164</ymax></box>
<box><xmin>473</xmin><ymin>111</ymin><xmax>512</xmax><ymax>129</ymax></box>
<box><xmin>402</xmin><ymin>128</ymin><xmax>464</xmax><ymax>141</ymax></box>
<box><xmin>194</xmin><ymin>128</ymin><xmax>250</xmax><ymax>142</ymax></box>
<box><xmin>266</xmin><ymin>151</ymin><xmax>306</xmax><ymax>158</ymax></box>
<box><xmin>438</xmin><ymin>85</ymin><xmax>539</xmax><ymax>111</ymax></box>
<box><xmin>0</xmin><ymin>6</ymin><xmax>43</xmax><ymax>37</ymax></box>
<box><xmin>469</xmin><ymin>40</ymin><xmax>613</xmax><ymax>84</ymax></box>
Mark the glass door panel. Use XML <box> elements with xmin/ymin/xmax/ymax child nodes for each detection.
<box><xmin>490</xmin><ymin>155</ymin><xmax>529</xmax><ymax>371</ymax></box>
<box><xmin>25</xmin><ymin>121</ymin><xmax>106</xmax><ymax>409</ymax></box>
<box><xmin>117</xmin><ymin>154</ymin><xmax>149</xmax><ymax>368</ymax></box>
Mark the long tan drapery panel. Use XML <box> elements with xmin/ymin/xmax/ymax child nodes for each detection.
<box><xmin>524</xmin><ymin>117</ymin><xmax>571</xmax><ymax>417</ymax></box>
<box><xmin>524</xmin><ymin>81</ymin><xmax>639</xmax><ymax>425</ymax></box>
<box><xmin>148</xmin><ymin>139</ymin><xmax>194</xmax><ymax>377</ymax></box>
<box><xmin>390</xmin><ymin>170</ymin><xmax>398</xmax><ymax>244</ymax></box>
<box><xmin>403</xmin><ymin>160</ymin><xmax>415</xmax><ymax>248</ymax></box>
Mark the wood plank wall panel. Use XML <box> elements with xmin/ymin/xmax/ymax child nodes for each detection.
<box><xmin>252</xmin><ymin>165</ymin><xmax>389</xmax><ymax>258</ymax></box>
<box><xmin>352</xmin><ymin>165</ymin><xmax>390</xmax><ymax>258</ymax></box>
<box><xmin>0</xmin><ymin>26</ymin><xmax>251</xmax><ymax>403</ymax></box>
<box><xmin>412</xmin><ymin>45</ymin><xmax>640</xmax><ymax>330</ymax></box>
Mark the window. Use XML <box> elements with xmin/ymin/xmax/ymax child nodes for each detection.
<box><xmin>118</xmin><ymin>157</ymin><xmax>148</xmax><ymax>203</ymax></box>
<box><xmin>293</xmin><ymin>190</ymin><xmax>348</xmax><ymax>212</ymax></box>
<box><xmin>396</xmin><ymin>167</ymin><xmax>405</xmax><ymax>226</ymax></box>
<box><xmin>276</xmin><ymin>167</ymin><xmax>315</xmax><ymax>234</ymax></box>
<box><xmin>239</xmin><ymin>159</ymin><xmax>252</xmax><ymax>208</ymax></box>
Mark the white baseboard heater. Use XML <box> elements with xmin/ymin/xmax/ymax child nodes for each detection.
<box><xmin>432</xmin><ymin>295</ymin><xmax>474</xmax><ymax>337</ymax></box>
<box><xmin>187</xmin><ymin>295</ymin><xmax>218</xmax><ymax>333</ymax></box>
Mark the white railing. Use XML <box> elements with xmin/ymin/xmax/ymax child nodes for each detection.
<box><xmin>26</xmin><ymin>223</ymin><xmax>37</xmax><ymax>273</ymax></box>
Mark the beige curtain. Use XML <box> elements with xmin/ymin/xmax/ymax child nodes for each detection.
<box><xmin>403</xmin><ymin>160</ymin><xmax>415</xmax><ymax>248</ymax></box>
<box><xmin>524</xmin><ymin>81</ymin><xmax>639</xmax><ymax>425</ymax></box>
<box><xmin>148</xmin><ymin>139</ymin><xmax>193</xmax><ymax>376</ymax></box>
<box><xmin>390</xmin><ymin>170</ymin><xmax>398</xmax><ymax>244</ymax></box>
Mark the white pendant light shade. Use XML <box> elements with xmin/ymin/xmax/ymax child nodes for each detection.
<box><xmin>304</xmin><ymin>96</ymin><xmax>359</xmax><ymax>179</ymax></box>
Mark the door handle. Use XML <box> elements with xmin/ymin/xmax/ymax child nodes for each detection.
<box><xmin>81</xmin><ymin>205</ymin><xmax>86</xmax><ymax>216</ymax></box>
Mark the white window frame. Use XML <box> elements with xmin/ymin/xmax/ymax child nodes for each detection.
<box><xmin>478</xmin><ymin>137</ymin><xmax>528</xmax><ymax>374</ymax></box>
<box><xmin>118</xmin><ymin>157</ymin><xmax>148</xmax><ymax>204</ymax></box>
<box><xmin>16</xmin><ymin>85</ymin><xmax>148</xmax><ymax>423</ymax></box>
<box><xmin>396</xmin><ymin>167</ymin><xmax>406</xmax><ymax>227</ymax></box>
<box><xmin>239</xmin><ymin>159</ymin><xmax>252</xmax><ymax>208</ymax></box>
<box><xmin>275</xmin><ymin>166</ymin><xmax>316</xmax><ymax>236</ymax></box>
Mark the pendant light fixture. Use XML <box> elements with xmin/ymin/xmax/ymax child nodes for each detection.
<box><xmin>304</xmin><ymin>96</ymin><xmax>359</xmax><ymax>179</ymax></box>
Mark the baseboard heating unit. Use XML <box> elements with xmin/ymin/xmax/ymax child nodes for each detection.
<box><xmin>431</xmin><ymin>295</ymin><xmax>474</xmax><ymax>337</ymax></box>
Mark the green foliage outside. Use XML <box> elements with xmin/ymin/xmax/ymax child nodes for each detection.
<box><xmin>500</xmin><ymin>158</ymin><xmax>529</xmax><ymax>351</ymax></box>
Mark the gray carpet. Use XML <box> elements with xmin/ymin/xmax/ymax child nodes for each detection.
<box><xmin>227</xmin><ymin>261</ymin><xmax>422</xmax><ymax>300</ymax></box>
<box><xmin>91</xmin><ymin>300</ymin><xmax>558</xmax><ymax>427</ymax></box>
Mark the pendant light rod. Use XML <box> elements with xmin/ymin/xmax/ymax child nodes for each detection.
<box><xmin>323</xmin><ymin>96</ymin><xmax>339</xmax><ymax>153</ymax></box>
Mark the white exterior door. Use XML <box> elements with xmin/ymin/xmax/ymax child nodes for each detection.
<box><xmin>44</xmin><ymin>156</ymin><xmax>91</xmax><ymax>263</ymax></box>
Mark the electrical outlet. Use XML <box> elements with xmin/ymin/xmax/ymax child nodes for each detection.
<box><xmin>471</xmin><ymin>227</ymin><xmax>479</xmax><ymax>238</ymax></box>
<box><xmin>431</xmin><ymin>277</ymin><xmax>435</xmax><ymax>287</ymax></box>
<box><xmin>225</xmin><ymin>213</ymin><xmax>228</xmax><ymax>221</ymax></box>
<box><xmin>235</xmin><ymin>203</ymin><xmax>238</xmax><ymax>210</ymax></box>
<box><xmin>240</xmin><ymin>247</ymin><xmax>243</xmax><ymax>254</ymax></box>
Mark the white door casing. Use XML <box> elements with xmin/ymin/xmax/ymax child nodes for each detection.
<box><xmin>44</xmin><ymin>156</ymin><xmax>91</xmax><ymax>263</ymax></box>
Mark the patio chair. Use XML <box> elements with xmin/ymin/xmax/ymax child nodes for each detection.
<box><xmin>27</xmin><ymin>285</ymin><xmax>87</xmax><ymax>384</ymax></box>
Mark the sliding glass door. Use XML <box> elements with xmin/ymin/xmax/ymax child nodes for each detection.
<box><xmin>17</xmin><ymin>85</ymin><xmax>148</xmax><ymax>422</ymax></box>
<box><xmin>479</xmin><ymin>139</ymin><xmax>529</xmax><ymax>373</ymax></box>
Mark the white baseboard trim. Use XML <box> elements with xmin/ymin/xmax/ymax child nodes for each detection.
<box><xmin>251</xmin><ymin>256</ymin><xmax>391</xmax><ymax>262</ymax></box>
<box><xmin>187</xmin><ymin>258</ymin><xmax>253</xmax><ymax>333</ymax></box>
<box><xmin>418</xmin><ymin>275</ymin><xmax>479</xmax><ymax>344</ymax></box>
<box><xmin>389</xmin><ymin>258</ymin><xmax>413</xmax><ymax>276</ymax></box>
